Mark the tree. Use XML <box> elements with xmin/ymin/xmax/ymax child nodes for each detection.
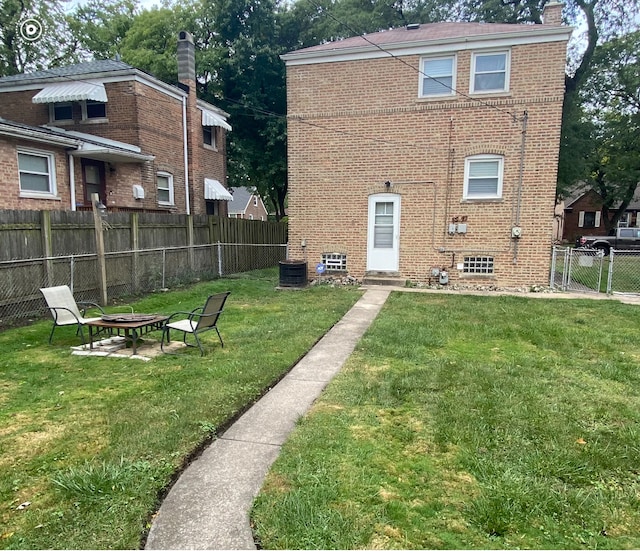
<box><xmin>199</xmin><ymin>0</ymin><xmax>289</xmax><ymax>219</ymax></box>
<box><xmin>67</xmin><ymin>0</ymin><xmax>139</xmax><ymax>60</ymax></box>
<box><xmin>578</xmin><ymin>31</ymin><xmax>640</xmax><ymax>230</ymax></box>
<box><xmin>0</xmin><ymin>0</ymin><xmax>79</xmax><ymax>76</ymax></box>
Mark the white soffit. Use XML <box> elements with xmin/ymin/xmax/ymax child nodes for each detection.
<box><xmin>32</xmin><ymin>81</ymin><xmax>108</xmax><ymax>103</ymax></box>
<box><xmin>204</xmin><ymin>178</ymin><xmax>233</xmax><ymax>201</ymax></box>
<box><xmin>201</xmin><ymin>109</ymin><xmax>232</xmax><ymax>131</ymax></box>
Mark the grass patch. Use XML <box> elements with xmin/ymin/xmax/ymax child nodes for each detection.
<box><xmin>252</xmin><ymin>293</ymin><xmax>640</xmax><ymax>549</ymax></box>
<box><xmin>0</xmin><ymin>269</ymin><xmax>362</xmax><ymax>549</ymax></box>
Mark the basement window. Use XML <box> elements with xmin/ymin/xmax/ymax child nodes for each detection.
<box><xmin>463</xmin><ymin>256</ymin><xmax>494</xmax><ymax>274</ymax></box>
<box><xmin>322</xmin><ymin>252</ymin><xmax>347</xmax><ymax>271</ymax></box>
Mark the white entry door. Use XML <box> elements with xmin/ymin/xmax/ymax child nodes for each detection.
<box><xmin>367</xmin><ymin>194</ymin><xmax>400</xmax><ymax>272</ymax></box>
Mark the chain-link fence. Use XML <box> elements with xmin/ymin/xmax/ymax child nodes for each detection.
<box><xmin>550</xmin><ymin>246</ymin><xmax>640</xmax><ymax>295</ymax></box>
<box><xmin>0</xmin><ymin>242</ymin><xmax>287</xmax><ymax>328</ymax></box>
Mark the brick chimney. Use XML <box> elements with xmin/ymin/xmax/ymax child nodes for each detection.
<box><xmin>177</xmin><ymin>30</ymin><xmax>201</xmax><ymax>214</ymax></box>
<box><xmin>542</xmin><ymin>1</ymin><xmax>564</xmax><ymax>25</ymax></box>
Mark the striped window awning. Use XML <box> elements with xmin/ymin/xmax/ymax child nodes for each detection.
<box><xmin>200</xmin><ymin>109</ymin><xmax>232</xmax><ymax>131</ymax></box>
<box><xmin>32</xmin><ymin>81</ymin><xmax>108</xmax><ymax>104</ymax></box>
<box><xmin>204</xmin><ymin>178</ymin><xmax>233</xmax><ymax>201</ymax></box>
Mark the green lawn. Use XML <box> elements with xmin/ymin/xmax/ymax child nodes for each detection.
<box><xmin>0</xmin><ymin>269</ymin><xmax>362</xmax><ymax>549</ymax></box>
<box><xmin>252</xmin><ymin>292</ymin><xmax>640</xmax><ymax>549</ymax></box>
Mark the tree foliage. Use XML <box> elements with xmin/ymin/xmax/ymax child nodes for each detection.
<box><xmin>0</xmin><ymin>0</ymin><xmax>79</xmax><ymax>75</ymax></box>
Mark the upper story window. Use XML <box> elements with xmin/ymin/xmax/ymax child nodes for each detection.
<box><xmin>17</xmin><ymin>148</ymin><xmax>57</xmax><ymax>197</ymax></box>
<box><xmin>420</xmin><ymin>56</ymin><xmax>455</xmax><ymax>98</ymax></box>
<box><xmin>464</xmin><ymin>154</ymin><xmax>503</xmax><ymax>200</ymax></box>
<box><xmin>51</xmin><ymin>102</ymin><xmax>73</xmax><ymax>122</ymax></box>
<box><xmin>203</xmin><ymin>126</ymin><xmax>217</xmax><ymax>148</ymax></box>
<box><xmin>471</xmin><ymin>51</ymin><xmax>510</xmax><ymax>94</ymax></box>
<box><xmin>157</xmin><ymin>172</ymin><xmax>174</xmax><ymax>206</ymax></box>
<box><xmin>83</xmin><ymin>100</ymin><xmax>107</xmax><ymax>120</ymax></box>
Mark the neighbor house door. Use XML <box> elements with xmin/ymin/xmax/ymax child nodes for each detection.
<box><xmin>82</xmin><ymin>160</ymin><xmax>106</xmax><ymax>206</ymax></box>
<box><xmin>367</xmin><ymin>193</ymin><xmax>400</xmax><ymax>272</ymax></box>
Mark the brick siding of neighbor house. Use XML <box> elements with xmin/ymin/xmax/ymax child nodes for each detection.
<box><xmin>0</xmin><ymin>137</ymin><xmax>71</xmax><ymax>210</ymax></box>
<box><xmin>563</xmin><ymin>190</ymin><xmax>608</xmax><ymax>243</ymax></box>
<box><xmin>284</xmin><ymin>24</ymin><xmax>569</xmax><ymax>287</ymax></box>
<box><xmin>0</xmin><ymin>38</ymin><xmax>230</xmax><ymax>215</ymax></box>
<box><xmin>241</xmin><ymin>198</ymin><xmax>268</xmax><ymax>220</ymax></box>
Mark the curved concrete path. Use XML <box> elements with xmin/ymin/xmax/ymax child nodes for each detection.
<box><xmin>145</xmin><ymin>288</ymin><xmax>390</xmax><ymax>550</ymax></box>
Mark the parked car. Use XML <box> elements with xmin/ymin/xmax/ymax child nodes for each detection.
<box><xmin>576</xmin><ymin>227</ymin><xmax>640</xmax><ymax>255</ymax></box>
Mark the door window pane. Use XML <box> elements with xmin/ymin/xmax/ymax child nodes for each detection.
<box><xmin>374</xmin><ymin>202</ymin><xmax>394</xmax><ymax>248</ymax></box>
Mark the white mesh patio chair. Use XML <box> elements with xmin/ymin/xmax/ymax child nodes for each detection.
<box><xmin>40</xmin><ymin>286</ymin><xmax>106</xmax><ymax>344</ymax></box>
<box><xmin>161</xmin><ymin>291</ymin><xmax>230</xmax><ymax>356</ymax></box>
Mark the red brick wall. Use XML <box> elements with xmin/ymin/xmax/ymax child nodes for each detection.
<box><xmin>0</xmin><ymin>137</ymin><xmax>71</xmax><ymax>210</ymax></box>
<box><xmin>285</xmin><ymin>38</ymin><xmax>568</xmax><ymax>287</ymax></box>
<box><xmin>0</xmin><ymin>79</ymin><xmax>228</xmax><ymax>215</ymax></box>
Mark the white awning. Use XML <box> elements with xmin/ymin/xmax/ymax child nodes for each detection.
<box><xmin>201</xmin><ymin>109</ymin><xmax>232</xmax><ymax>131</ymax></box>
<box><xmin>204</xmin><ymin>178</ymin><xmax>233</xmax><ymax>201</ymax></box>
<box><xmin>32</xmin><ymin>82</ymin><xmax>108</xmax><ymax>104</ymax></box>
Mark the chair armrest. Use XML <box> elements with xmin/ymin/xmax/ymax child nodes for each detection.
<box><xmin>48</xmin><ymin>306</ymin><xmax>83</xmax><ymax>324</ymax></box>
<box><xmin>77</xmin><ymin>301</ymin><xmax>105</xmax><ymax>316</ymax></box>
<box><xmin>164</xmin><ymin>310</ymin><xmax>200</xmax><ymax>325</ymax></box>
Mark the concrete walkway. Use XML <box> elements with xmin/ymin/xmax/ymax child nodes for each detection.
<box><xmin>144</xmin><ymin>287</ymin><xmax>390</xmax><ymax>550</ymax></box>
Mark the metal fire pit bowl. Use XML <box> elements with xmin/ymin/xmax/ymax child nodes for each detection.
<box><xmin>101</xmin><ymin>313</ymin><xmax>159</xmax><ymax>323</ymax></box>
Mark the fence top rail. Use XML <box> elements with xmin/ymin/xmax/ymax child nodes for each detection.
<box><xmin>0</xmin><ymin>242</ymin><xmax>289</xmax><ymax>265</ymax></box>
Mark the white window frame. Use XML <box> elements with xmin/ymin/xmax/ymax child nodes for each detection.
<box><xmin>419</xmin><ymin>55</ymin><xmax>456</xmax><ymax>98</ymax></box>
<box><xmin>157</xmin><ymin>172</ymin><xmax>174</xmax><ymax>206</ymax></box>
<box><xmin>463</xmin><ymin>154</ymin><xmax>504</xmax><ymax>200</ymax></box>
<box><xmin>17</xmin><ymin>148</ymin><xmax>58</xmax><ymax>198</ymax></box>
<box><xmin>49</xmin><ymin>102</ymin><xmax>73</xmax><ymax>123</ymax></box>
<box><xmin>203</xmin><ymin>125</ymin><xmax>217</xmax><ymax>149</ymax></box>
<box><xmin>470</xmin><ymin>50</ymin><xmax>510</xmax><ymax>94</ymax></box>
<box><xmin>82</xmin><ymin>100</ymin><xmax>107</xmax><ymax>121</ymax></box>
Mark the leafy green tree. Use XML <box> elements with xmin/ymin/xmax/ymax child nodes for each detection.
<box><xmin>67</xmin><ymin>0</ymin><xmax>139</xmax><ymax>60</ymax></box>
<box><xmin>578</xmin><ymin>31</ymin><xmax>640</xmax><ymax>230</ymax></box>
<box><xmin>0</xmin><ymin>0</ymin><xmax>79</xmax><ymax>76</ymax></box>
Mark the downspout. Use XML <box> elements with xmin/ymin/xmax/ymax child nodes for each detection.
<box><xmin>182</xmin><ymin>96</ymin><xmax>191</xmax><ymax>215</ymax></box>
<box><xmin>69</xmin><ymin>153</ymin><xmax>76</xmax><ymax>211</ymax></box>
<box><xmin>513</xmin><ymin>110</ymin><xmax>528</xmax><ymax>264</ymax></box>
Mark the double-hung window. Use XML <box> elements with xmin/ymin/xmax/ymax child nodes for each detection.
<box><xmin>18</xmin><ymin>149</ymin><xmax>57</xmax><ymax>197</ymax></box>
<box><xmin>203</xmin><ymin>126</ymin><xmax>216</xmax><ymax>148</ymax></box>
<box><xmin>420</xmin><ymin>56</ymin><xmax>455</xmax><ymax>98</ymax></box>
<box><xmin>471</xmin><ymin>51</ymin><xmax>509</xmax><ymax>94</ymax></box>
<box><xmin>83</xmin><ymin>100</ymin><xmax>107</xmax><ymax>120</ymax></box>
<box><xmin>464</xmin><ymin>155</ymin><xmax>503</xmax><ymax>200</ymax></box>
<box><xmin>157</xmin><ymin>172</ymin><xmax>174</xmax><ymax>206</ymax></box>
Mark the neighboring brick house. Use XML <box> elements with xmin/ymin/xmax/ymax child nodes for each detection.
<box><xmin>228</xmin><ymin>186</ymin><xmax>269</xmax><ymax>220</ymax></box>
<box><xmin>563</xmin><ymin>186</ymin><xmax>640</xmax><ymax>243</ymax></box>
<box><xmin>0</xmin><ymin>31</ymin><xmax>232</xmax><ymax>215</ymax></box>
<box><xmin>281</xmin><ymin>2</ymin><xmax>571</xmax><ymax>287</ymax></box>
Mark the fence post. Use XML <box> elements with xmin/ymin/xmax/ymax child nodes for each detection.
<box><xmin>91</xmin><ymin>193</ymin><xmax>108</xmax><ymax>306</ymax></box>
<box><xmin>187</xmin><ymin>214</ymin><xmax>195</xmax><ymax>272</ymax></box>
<box><xmin>162</xmin><ymin>248</ymin><xmax>166</xmax><ymax>289</ymax></box>
<box><xmin>217</xmin><ymin>242</ymin><xmax>223</xmax><ymax>276</ymax></box>
<box><xmin>41</xmin><ymin>211</ymin><xmax>54</xmax><ymax>287</ymax></box>
<box><xmin>607</xmin><ymin>250</ymin><xmax>614</xmax><ymax>294</ymax></box>
<box><xmin>131</xmin><ymin>212</ymin><xmax>140</xmax><ymax>294</ymax></box>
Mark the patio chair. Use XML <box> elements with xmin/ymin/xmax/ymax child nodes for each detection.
<box><xmin>161</xmin><ymin>291</ymin><xmax>231</xmax><ymax>356</ymax></box>
<box><xmin>40</xmin><ymin>285</ymin><xmax>106</xmax><ymax>344</ymax></box>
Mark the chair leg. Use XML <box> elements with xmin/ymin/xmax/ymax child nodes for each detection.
<box><xmin>48</xmin><ymin>324</ymin><xmax>56</xmax><ymax>344</ymax></box>
<box><xmin>160</xmin><ymin>328</ymin><xmax>170</xmax><ymax>353</ymax></box>
<box><xmin>193</xmin><ymin>332</ymin><xmax>205</xmax><ymax>356</ymax></box>
<box><xmin>215</xmin><ymin>327</ymin><xmax>223</xmax><ymax>348</ymax></box>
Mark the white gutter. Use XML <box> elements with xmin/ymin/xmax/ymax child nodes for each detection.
<box><xmin>69</xmin><ymin>153</ymin><xmax>76</xmax><ymax>210</ymax></box>
<box><xmin>182</xmin><ymin>96</ymin><xmax>190</xmax><ymax>215</ymax></box>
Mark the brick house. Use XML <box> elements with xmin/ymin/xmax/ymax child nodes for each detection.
<box><xmin>228</xmin><ymin>186</ymin><xmax>269</xmax><ymax>220</ymax></box>
<box><xmin>281</xmin><ymin>3</ymin><xmax>571</xmax><ymax>287</ymax></box>
<box><xmin>0</xmin><ymin>31</ymin><xmax>232</xmax><ymax>215</ymax></box>
<box><xmin>562</xmin><ymin>186</ymin><xmax>640</xmax><ymax>244</ymax></box>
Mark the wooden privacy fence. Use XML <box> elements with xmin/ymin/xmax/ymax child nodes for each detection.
<box><xmin>0</xmin><ymin>210</ymin><xmax>287</xmax><ymax>261</ymax></box>
<box><xmin>0</xmin><ymin>210</ymin><xmax>288</xmax><ymax>327</ymax></box>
